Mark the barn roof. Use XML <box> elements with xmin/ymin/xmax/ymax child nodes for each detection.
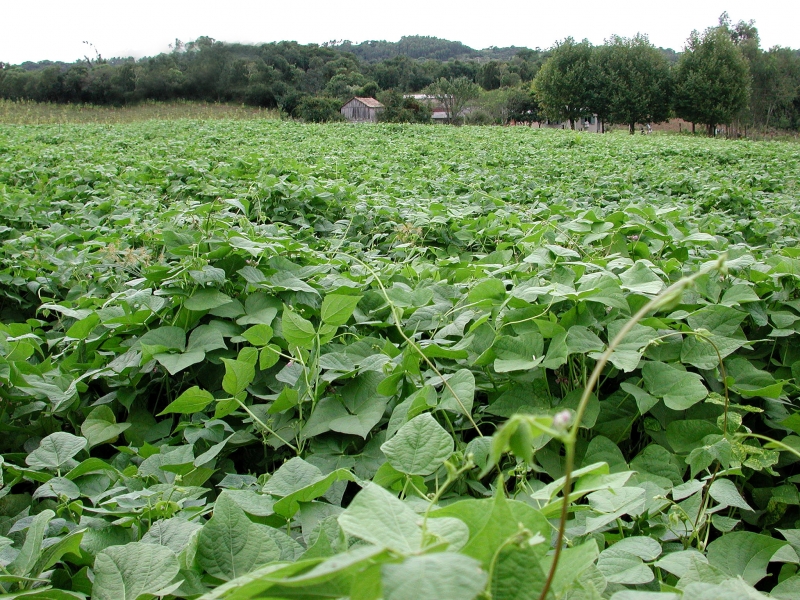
<box><xmin>348</xmin><ymin>97</ymin><xmax>384</xmax><ymax>108</ymax></box>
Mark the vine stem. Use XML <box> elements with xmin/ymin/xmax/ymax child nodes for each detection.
<box><xmin>233</xmin><ymin>396</ymin><xmax>299</xmax><ymax>454</ymax></box>
<box><xmin>537</xmin><ymin>255</ymin><xmax>726</xmax><ymax>600</ymax></box>
<box><xmin>336</xmin><ymin>251</ymin><xmax>483</xmax><ymax>436</ymax></box>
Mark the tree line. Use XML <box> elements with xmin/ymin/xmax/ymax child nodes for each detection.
<box><xmin>0</xmin><ymin>16</ymin><xmax>798</xmax><ymax>131</ymax></box>
<box><xmin>534</xmin><ymin>15</ymin><xmax>800</xmax><ymax>135</ymax></box>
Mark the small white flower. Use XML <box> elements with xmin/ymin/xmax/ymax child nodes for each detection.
<box><xmin>553</xmin><ymin>409</ymin><xmax>571</xmax><ymax>429</ymax></box>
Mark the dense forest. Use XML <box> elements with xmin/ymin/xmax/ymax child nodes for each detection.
<box><xmin>1</xmin><ymin>20</ymin><xmax>798</xmax><ymax>130</ymax></box>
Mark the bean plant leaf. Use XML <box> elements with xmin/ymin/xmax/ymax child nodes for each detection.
<box><xmin>381</xmin><ymin>553</ymin><xmax>487</xmax><ymax>600</ymax></box>
<box><xmin>642</xmin><ymin>361</ymin><xmax>707</xmax><ymax>410</ymax></box>
<box><xmin>222</xmin><ymin>358</ymin><xmax>256</xmax><ymax>397</ymax></box>
<box><xmin>321</xmin><ymin>294</ymin><xmax>362</xmax><ymax>326</ymax></box>
<box><xmin>706</xmin><ymin>532</ymin><xmax>790</xmax><ymax>586</ymax></box>
<box><xmin>338</xmin><ymin>483</ymin><xmax>422</xmax><ymax>554</ymax></box>
<box><xmin>429</xmin><ymin>487</ymin><xmax>549</xmax><ymax>570</ymax></box>
<box><xmin>196</xmin><ymin>492</ymin><xmax>284</xmax><ymax>581</ymax></box>
<box><xmin>91</xmin><ymin>542</ymin><xmax>179</xmax><ymax>600</ymax></box>
<box><xmin>184</xmin><ymin>288</ymin><xmax>233</xmax><ymax>311</ymax></box>
<box><xmin>80</xmin><ymin>406</ymin><xmax>131</xmax><ymax>448</ymax></box>
<box><xmin>281</xmin><ymin>308</ymin><xmax>316</xmax><ymax>349</ymax></box>
<box><xmin>708</xmin><ymin>478</ymin><xmax>753</xmax><ymax>511</ymax></box>
<box><xmin>159</xmin><ymin>386</ymin><xmax>214</xmax><ymax>415</ymax></box>
<box><xmin>439</xmin><ymin>369</ymin><xmax>475</xmax><ymax>416</ymax></box>
<box><xmin>25</xmin><ymin>432</ymin><xmax>87</xmax><ymax>470</ymax></box>
<box><xmin>380</xmin><ymin>413</ymin><xmax>453</xmax><ymax>476</ymax></box>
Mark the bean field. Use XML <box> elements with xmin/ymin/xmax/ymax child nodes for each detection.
<box><xmin>1</xmin><ymin>121</ymin><xmax>800</xmax><ymax>599</ymax></box>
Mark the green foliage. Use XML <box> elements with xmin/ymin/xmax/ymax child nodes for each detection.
<box><xmin>376</xmin><ymin>90</ymin><xmax>432</xmax><ymax>123</ymax></box>
<box><xmin>0</xmin><ymin>121</ymin><xmax>799</xmax><ymax>599</ymax></box>
<box><xmin>674</xmin><ymin>26</ymin><xmax>751</xmax><ymax>134</ymax></box>
<box><xmin>533</xmin><ymin>38</ymin><xmax>594</xmax><ymax>127</ymax></box>
<box><xmin>423</xmin><ymin>76</ymin><xmax>481</xmax><ymax>124</ymax></box>
<box><xmin>297</xmin><ymin>96</ymin><xmax>344</xmax><ymax>123</ymax></box>
<box><xmin>592</xmin><ymin>35</ymin><xmax>672</xmax><ymax>133</ymax></box>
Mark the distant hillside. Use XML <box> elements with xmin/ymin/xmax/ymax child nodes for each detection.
<box><xmin>332</xmin><ymin>36</ymin><xmax>527</xmax><ymax>63</ymax></box>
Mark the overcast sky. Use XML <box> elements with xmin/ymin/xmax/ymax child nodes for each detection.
<box><xmin>2</xmin><ymin>1</ymin><xmax>796</xmax><ymax>65</ymax></box>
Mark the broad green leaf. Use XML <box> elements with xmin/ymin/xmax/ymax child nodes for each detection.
<box><xmin>269</xmin><ymin>271</ymin><xmax>319</xmax><ymax>294</ymax></box>
<box><xmin>726</xmin><ymin>357</ymin><xmax>784</xmax><ymax>399</ymax></box>
<box><xmin>439</xmin><ymin>369</ymin><xmax>475</xmax><ymax>416</ymax></box>
<box><xmin>80</xmin><ymin>405</ymin><xmax>131</xmax><ymax>448</ymax></box>
<box><xmin>585</xmin><ymin>487</ymin><xmax>646</xmax><ymax>533</ymax></box>
<box><xmin>381</xmin><ymin>553</ymin><xmax>487</xmax><ymax>600</ymax></box>
<box><xmin>268</xmin><ymin>387</ymin><xmax>299</xmax><ymax>414</ymax></box>
<box><xmin>260</xmin><ymin>344</ymin><xmax>281</xmax><ymax>369</ymax></box>
<box><xmin>610</xmin><ymin>593</ymin><xmax>680</xmax><ymax>600</ymax></box>
<box><xmin>25</xmin><ymin>432</ymin><xmax>87</xmax><ymax>470</ymax></box>
<box><xmin>381</xmin><ymin>413</ymin><xmax>453</xmax><ymax>476</ymax></box>
<box><xmin>620</xmin><ymin>381</ymin><xmax>658</xmax><ymax>415</ymax></box>
<box><xmin>321</xmin><ymin>294</ymin><xmax>362</xmax><ymax>326</ymax></box>
<box><xmin>141</xmin><ymin>517</ymin><xmax>202</xmax><ymax>554</ymax></box>
<box><xmin>720</xmin><ymin>284</ymin><xmax>761</xmax><ymax>306</ymax></box>
<box><xmin>540</xmin><ymin>540</ymin><xmax>599</xmax><ymax>596</ymax></box>
<box><xmin>706</xmin><ymin>531</ymin><xmax>790</xmax><ymax>586</ymax></box>
<box><xmin>273</xmin><ymin>469</ymin><xmax>356</xmax><ymax>518</ymax></box>
<box><xmin>565</xmin><ymin>326</ymin><xmax>605</xmax><ymax>355</ymax></box>
<box><xmin>301</xmin><ymin>396</ymin><xmax>350</xmax><ymax>439</ymax></box>
<box><xmin>155</xmin><ymin>349</ymin><xmax>205</xmax><ymax>375</ymax></box>
<box><xmin>242</xmin><ymin>324</ymin><xmax>274</xmax><ymax>347</ymax></box>
<box><xmin>264</xmin><ymin>458</ymin><xmax>325</xmax><ymax>497</ymax></box>
<box><xmin>631</xmin><ymin>444</ymin><xmax>685</xmax><ymax>485</ymax></box>
<box><xmin>138</xmin><ymin>326</ymin><xmax>186</xmax><ymax>352</ymax></box>
<box><xmin>91</xmin><ymin>542</ymin><xmax>179</xmax><ymax>600</ymax></box>
<box><xmin>9</xmin><ymin>509</ymin><xmax>53</xmax><ymax>576</ymax></box>
<box><xmin>328</xmin><ymin>372</ymin><xmax>388</xmax><ymax>438</ymax></box>
<box><xmin>425</xmin><ymin>517</ymin><xmax>470</xmax><ymax>551</ymax></box>
<box><xmin>492</xmin><ymin>332</ymin><xmax>545</xmax><ymax>373</ymax></box>
<box><xmin>708</xmin><ymin>478</ymin><xmax>752</xmax><ymax>511</ymax></box>
<box><xmin>184</xmin><ymin>288</ymin><xmax>233</xmax><ymax>311</ymax></box>
<box><xmin>158</xmin><ymin>386</ymin><xmax>214</xmax><ymax>415</ymax></box>
<box><xmin>338</xmin><ymin>483</ymin><xmax>422</xmax><ymax>554</ymax></box>
<box><xmin>196</xmin><ymin>492</ymin><xmax>284</xmax><ymax>581</ymax></box>
<box><xmin>687</xmin><ymin>305</ymin><xmax>747</xmax><ymax>337</ymax></box>
<box><xmin>620</xmin><ymin>261</ymin><xmax>665</xmax><ymax>295</ymax></box>
<box><xmin>666</xmin><ymin>419</ymin><xmax>722</xmax><ymax>453</ymax></box>
<box><xmin>680</xmin><ymin>333</ymin><xmax>748</xmax><ymax>370</ymax></box>
<box><xmin>642</xmin><ymin>361</ymin><xmax>707</xmax><ymax>410</ymax></box>
<box><xmin>607</xmin><ymin>536</ymin><xmax>662</xmax><ymax>561</ymax></box>
<box><xmin>429</xmin><ymin>487</ymin><xmax>549</xmax><ymax>570</ymax></box>
<box><xmin>468</xmin><ymin>278</ymin><xmax>506</xmax><ymax>303</ymax></box>
<box><xmin>237</xmin><ymin>293</ymin><xmax>280</xmax><ymax>326</ymax></box>
<box><xmin>187</xmin><ymin>324</ymin><xmax>227</xmax><ymax>353</ymax></box>
<box><xmin>222</xmin><ymin>358</ymin><xmax>256</xmax><ymax>396</ymax></box>
<box><xmin>597</xmin><ymin>550</ymin><xmax>654</xmax><ymax>585</ymax></box>
<box><xmin>491</xmin><ymin>543</ymin><xmax>548</xmax><ymax>600</ymax></box>
<box><xmin>542</xmin><ymin>330</ymin><xmax>569</xmax><ymax>369</ymax></box>
<box><xmin>654</xmin><ymin>549</ymin><xmax>708</xmax><ymax>578</ymax></box>
<box><xmin>66</xmin><ymin>313</ymin><xmax>99</xmax><ymax>340</ymax></box>
<box><xmin>31</xmin><ymin>527</ymin><xmax>84</xmax><ymax>578</ymax></box>
<box><xmin>602</xmin><ymin>322</ymin><xmax>658</xmax><ymax>373</ymax></box>
<box><xmin>32</xmin><ymin>476</ymin><xmax>80</xmax><ymax>500</ymax></box>
<box><xmin>771</xmin><ymin>575</ymin><xmax>800</xmax><ymax>600</ymax></box>
<box><xmin>281</xmin><ymin>308</ymin><xmax>316</xmax><ymax>349</ymax></box>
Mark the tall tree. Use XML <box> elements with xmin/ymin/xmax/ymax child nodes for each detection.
<box><xmin>673</xmin><ymin>26</ymin><xmax>750</xmax><ymax>135</ymax></box>
<box><xmin>423</xmin><ymin>76</ymin><xmax>480</xmax><ymax>124</ymax></box>
<box><xmin>532</xmin><ymin>38</ymin><xmax>593</xmax><ymax>128</ymax></box>
<box><xmin>592</xmin><ymin>35</ymin><xmax>671</xmax><ymax>134</ymax></box>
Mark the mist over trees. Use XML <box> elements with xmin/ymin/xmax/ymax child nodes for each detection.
<box><xmin>1</xmin><ymin>18</ymin><xmax>798</xmax><ymax>131</ymax></box>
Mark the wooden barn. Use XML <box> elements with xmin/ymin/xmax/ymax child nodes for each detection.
<box><xmin>341</xmin><ymin>97</ymin><xmax>384</xmax><ymax>122</ymax></box>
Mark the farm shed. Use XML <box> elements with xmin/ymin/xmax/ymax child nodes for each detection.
<box><xmin>341</xmin><ymin>97</ymin><xmax>385</xmax><ymax>122</ymax></box>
